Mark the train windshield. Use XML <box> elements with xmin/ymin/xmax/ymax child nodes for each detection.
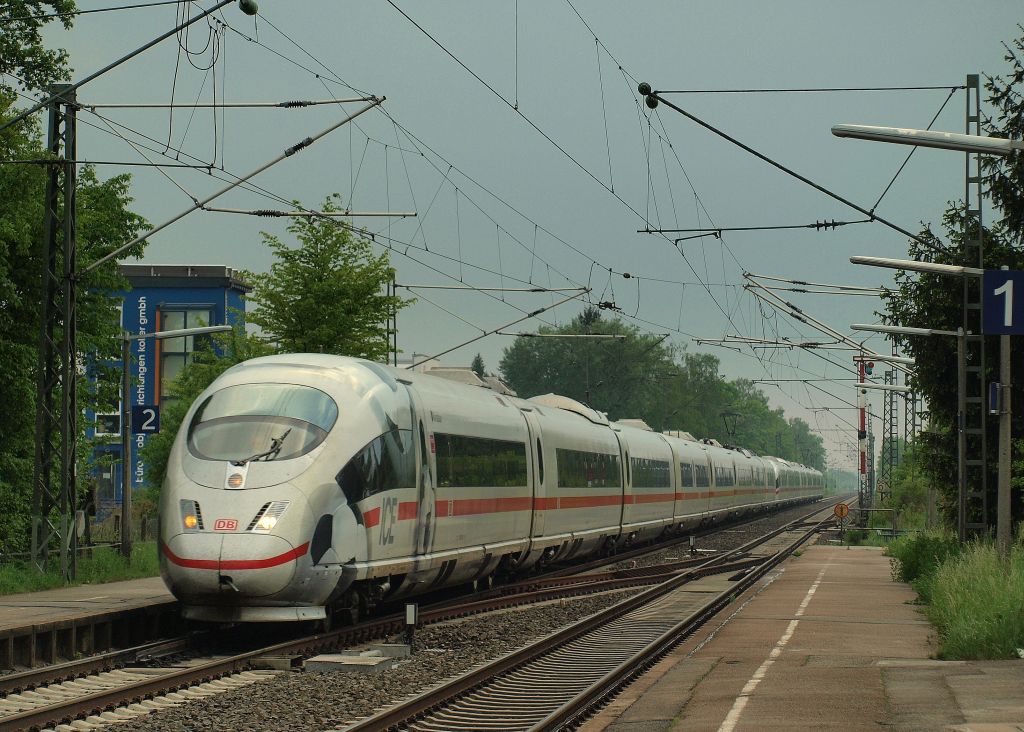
<box><xmin>187</xmin><ymin>384</ymin><xmax>339</xmax><ymax>463</ymax></box>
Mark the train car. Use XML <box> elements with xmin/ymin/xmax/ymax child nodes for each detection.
<box><xmin>158</xmin><ymin>354</ymin><xmax>822</xmax><ymax>623</ymax></box>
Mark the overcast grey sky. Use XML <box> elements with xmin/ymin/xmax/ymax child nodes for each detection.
<box><xmin>27</xmin><ymin>1</ymin><xmax>1023</xmax><ymax>469</ymax></box>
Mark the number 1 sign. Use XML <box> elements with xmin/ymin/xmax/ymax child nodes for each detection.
<box><xmin>983</xmin><ymin>270</ymin><xmax>1024</xmax><ymax>335</ymax></box>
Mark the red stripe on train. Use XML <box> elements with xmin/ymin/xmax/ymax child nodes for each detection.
<box><xmin>367</xmin><ymin>487</ymin><xmax>817</xmax><ymax>523</ymax></box>
<box><xmin>162</xmin><ymin>541</ymin><xmax>310</xmax><ymax>570</ymax></box>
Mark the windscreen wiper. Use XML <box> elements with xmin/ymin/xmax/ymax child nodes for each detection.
<box><xmin>232</xmin><ymin>428</ymin><xmax>292</xmax><ymax>465</ymax></box>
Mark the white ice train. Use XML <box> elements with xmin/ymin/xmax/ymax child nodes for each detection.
<box><xmin>158</xmin><ymin>354</ymin><xmax>823</xmax><ymax>622</ymax></box>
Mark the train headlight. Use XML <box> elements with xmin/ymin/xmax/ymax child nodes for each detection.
<box><xmin>180</xmin><ymin>499</ymin><xmax>203</xmax><ymax>531</ymax></box>
<box><xmin>227</xmin><ymin>472</ymin><xmax>245</xmax><ymax>489</ymax></box>
<box><xmin>248</xmin><ymin>500</ymin><xmax>289</xmax><ymax>533</ymax></box>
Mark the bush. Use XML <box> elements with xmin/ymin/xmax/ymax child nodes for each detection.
<box><xmin>926</xmin><ymin>542</ymin><xmax>1024</xmax><ymax>659</ymax></box>
<box><xmin>887</xmin><ymin>532</ymin><xmax>961</xmax><ymax>586</ymax></box>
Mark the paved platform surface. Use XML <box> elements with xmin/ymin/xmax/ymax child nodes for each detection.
<box><xmin>582</xmin><ymin>544</ymin><xmax>1024</xmax><ymax>732</ymax></box>
<box><xmin>0</xmin><ymin>576</ymin><xmax>173</xmax><ymax>632</ymax></box>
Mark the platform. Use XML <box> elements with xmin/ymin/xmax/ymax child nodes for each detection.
<box><xmin>583</xmin><ymin>544</ymin><xmax>1024</xmax><ymax>732</ymax></box>
<box><xmin>0</xmin><ymin>577</ymin><xmax>179</xmax><ymax>669</ymax></box>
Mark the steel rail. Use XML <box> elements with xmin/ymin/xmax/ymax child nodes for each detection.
<box><xmin>533</xmin><ymin>514</ymin><xmax>836</xmax><ymax>730</ymax></box>
<box><xmin>0</xmin><ymin>636</ymin><xmax>193</xmax><ymax>695</ymax></box>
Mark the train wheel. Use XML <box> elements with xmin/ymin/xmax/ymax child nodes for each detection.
<box><xmin>337</xmin><ymin>590</ymin><xmax>365</xmax><ymax>625</ymax></box>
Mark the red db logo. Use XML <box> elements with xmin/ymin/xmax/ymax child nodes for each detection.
<box><xmin>214</xmin><ymin>518</ymin><xmax>238</xmax><ymax>531</ymax></box>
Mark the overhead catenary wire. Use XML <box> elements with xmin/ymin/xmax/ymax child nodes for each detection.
<box><xmin>653</xmin><ymin>85</ymin><xmax>967</xmax><ymax>94</ymax></box>
<box><xmin>640</xmin><ymin>218</ymin><xmax>872</xmax><ymax>235</ymax></box>
<box><xmin>1</xmin><ymin>78</ymin><xmax>589</xmax><ymax>350</ymax></box>
<box><xmin>640</xmin><ymin>88</ymin><xmax>949</xmax><ymax>257</ymax></box>
<box><xmin>745</xmin><ymin>272</ymin><xmax>888</xmax><ymax>293</ymax></box>
<box><xmin>495</xmin><ymin>332</ymin><xmax>626</xmax><ymax>338</ymax></box>
<box><xmin>83</xmin><ymin>97</ymin><xmax>384</xmax><ymax>275</ymax></box>
<box><xmin>757</xmin><ymin>285</ymin><xmax>886</xmax><ymax>297</ymax></box>
<box><xmin>1</xmin><ymin>0</ymin><xmax>181</xmax><ymax>22</ymax></box>
<box><xmin>0</xmin><ymin>159</ymin><xmax>218</xmax><ymax>168</ymax></box>
<box><xmin>412</xmin><ymin>290</ymin><xmax>590</xmax><ymax>368</ymax></box>
<box><xmin>869</xmin><ymin>85</ymin><xmax>959</xmax><ymax>213</ymax></box>
<box><xmin>64</xmin><ymin>4</ymin><xmax>897</xmax><ymax>440</ymax></box>
<box><xmin>81</xmin><ymin>97</ymin><xmax>374</xmax><ymax>109</ymax></box>
<box><xmin>201</xmin><ymin>206</ymin><xmax>417</xmax><ymax>218</ymax></box>
<box><xmin>397</xmin><ymin>285</ymin><xmax>587</xmax><ymax>293</ymax></box>
<box><xmin>37</xmin><ymin>4</ymin><xmax>864</xmax><ymax>436</ymax></box>
<box><xmin>0</xmin><ymin>0</ymin><xmax>238</xmax><ymax>134</ymax></box>
<box><xmin>236</xmin><ymin>19</ymin><xmax>749</xmax><ymax>339</ymax></box>
<box><xmin>380</xmin><ymin>0</ymin><xmax>766</xmax><ymax>355</ymax></box>
<box><xmin>743</xmin><ymin>276</ymin><xmax>915</xmax><ymax>378</ymax></box>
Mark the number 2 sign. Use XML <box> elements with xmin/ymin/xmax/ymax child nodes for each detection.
<box><xmin>131</xmin><ymin>405</ymin><xmax>161</xmax><ymax>434</ymax></box>
<box><xmin>983</xmin><ymin>270</ymin><xmax>1024</xmax><ymax>335</ymax></box>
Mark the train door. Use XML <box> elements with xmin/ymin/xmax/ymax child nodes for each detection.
<box><xmin>518</xmin><ymin>407</ymin><xmax>545</xmax><ymax>537</ymax></box>
<box><xmin>612</xmin><ymin>430</ymin><xmax>629</xmax><ymax>530</ymax></box>
<box><xmin>402</xmin><ymin>384</ymin><xmax>436</xmax><ymax>558</ymax></box>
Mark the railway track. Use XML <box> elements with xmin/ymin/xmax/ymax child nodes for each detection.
<box><xmin>340</xmin><ymin>499</ymin><xmax>847</xmax><ymax>731</ymax></box>
<box><xmin>0</xmin><ymin>497</ymin><xmax>846</xmax><ymax>732</ymax></box>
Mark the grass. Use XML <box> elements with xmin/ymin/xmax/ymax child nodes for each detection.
<box><xmin>0</xmin><ymin>542</ymin><xmax>160</xmax><ymax>595</ymax></box>
<box><xmin>921</xmin><ymin>542</ymin><xmax>1024</xmax><ymax>659</ymax></box>
<box><xmin>887</xmin><ymin>531</ymin><xmax>961</xmax><ymax>592</ymax></box>
<box><xmin>887</xmin><ymin>531</ymin><xmax>1024</xmax><ymax>659</ymax></box>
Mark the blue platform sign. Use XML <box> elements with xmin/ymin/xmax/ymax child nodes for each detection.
<box><xmin>983</xmin><ymin>269</ymin><xmax>1024</xmax><ymax>335</ymax></box>
<box><xmin>131</xmin><ymin>405</ymin><xmax>160</xmax><ymax>434</ymax></box>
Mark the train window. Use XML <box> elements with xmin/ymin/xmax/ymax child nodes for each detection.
<box><xmin>336</xmin><ymin>427</ymin><xmax>416</xmax><ymax>503</ymax></box>
<box><xmin>434</xmin><ymin>434</ymin><xmax>528</xmax><ymax>488</ymax></box>
<box><xmin>680</xmin><ymin>462</ymin><xmax>693</xmax><ymax>488</ymax></box>
<box><xmin>187</xmin><ymin>384</ymin><xmax>338</xmax><ymax>463</ymax></box>
<box><xmin>555</xmin><ymin>448</ymin><xmax>622</xmax><ymax>489</ymax></box>
<box><xmin>693</xmin><ymin>464</ymin><xmax>710</xmax><ymax>488</ymax></box>
<box><xmin>631</xmin><ymin>457</ymin><xmax>671</xmax><ymax>488</ymax></box>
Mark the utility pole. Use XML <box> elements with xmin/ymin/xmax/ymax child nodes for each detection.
<box><xmin>31</xmin><ymin>85</ymin><xmax>78</xmax><ymax>580</ymax></box>
<box><xmin>856</xmin><ymin>358</ymin><xmax>869</xmax><ymax>523</ymax></box>
<box><xmin>997</xmin><ymin>266</ymin><xmax>1012</xmax><ymax>556</ymax></box>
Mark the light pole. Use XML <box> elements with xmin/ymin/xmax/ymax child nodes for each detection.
<box><xmin>838</xmin><ymin>124</ymin><xmax>1017</xmax><ymax>554</ymax></box>
<box><xmin>119</xmin><ymin>325</ymin><xmax>231</xmax><ymax>559</ymax></box>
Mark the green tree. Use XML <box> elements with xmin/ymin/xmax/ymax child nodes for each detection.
<box><xmin>245</xmin><ymin>195</ymin><xmax>410</xmax><ymax>359</ymax></box>
<box><xmin>498</xmin><ymin>307</ymin><xmax>677</xmax><ymax>420</ymax></box>
<box><xmin>498</xmin><ymin>308</ymin><xmax>825</xmax><ymax>469</ymax></box>
<box><xmin>0</xmin><ymin>1</ymin><xmax>76</xmax><ymax>93</ymax></box>
<box><xmin>471</xmin><ymin>352</ymin><xmax>486</xmax><ymax>378</ymax></box>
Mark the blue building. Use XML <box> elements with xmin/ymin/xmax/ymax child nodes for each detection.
<box><xmin>91</xmin><ymin>264</ymin><xmax>249</xmax><ymax>514</ymax></box>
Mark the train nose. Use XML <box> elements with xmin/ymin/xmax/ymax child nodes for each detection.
<box><xmin>162</xmin><ymin>532</ymin><xmax>308</xmax><ymax>599</ymax></box>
